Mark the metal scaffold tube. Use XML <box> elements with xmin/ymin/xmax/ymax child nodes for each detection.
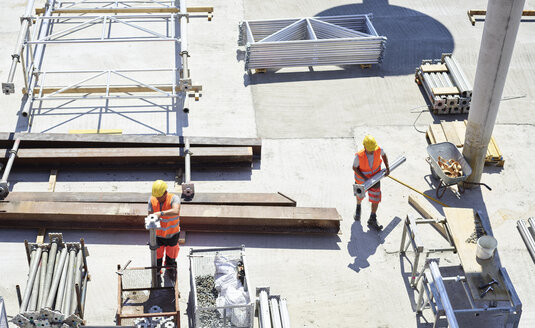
<box><xmin>2</xmin><ymin>0</ymin><xmax>37</xmax><ymax>94</ymax></box>
<box><xmin>45</xmin><ymin>247</ymin><xmax>68</xmax><ymax>309</ymax></box>
<box><xmin>354</xmin><ymin>156</ymin><xmax>406</xmax><ymax>198</ymax></box>
<box><xmin>258</xmin><ymin>289</ymin><xmax>271</xmax><ymax>328</ymax></box>
<box><xmin>37</xmin><ymin>250</ymin><xmax>48</xmax><ymax>309</ymax></box>
<box><xmin>54</xmin><ymin>249</ymin><xmax>70</xmax><ymax>311</ymax></box>
<box><xmin>20</xmin><ymin>247</ymin><xmax>42</xmax><ymax>311</ymax></box>
<box><xmin>428</xmin><ymin>260</ymin><xmax>459</xmax><ymax>328</ymax></box>
<box><xmin>517</xmin><ymin>220</ymin><xmax>535</xmax><ymax>260</ymax></box>
<box><xmin>62</xmin><ymin>247</ymin><xmax>77</xmax><ymax>315</ymax></box>
<box><xmin>43</xmin><ymin>240</ymin><xmax>58</xmax><ymax>303</ymax></box>
<box><xmin>28</xmin><ymin>260</ymin><xmax>41</xmax><ymax>311</ymax></box>
<box><xmin>0</xmin><ymin>138</ymin><xmax>21</xmax><ymax>199</ymax></box>
<box><xmin>70</xmin><ymin>251</ymin><xmax>83</xmax><ymax>315</ymax></box>
<box><xmin>269</xmin><ymin>297</ymin><xmax>282</xmax><ymax>328</ymax></box>
<box><xmin>279</xmin><ymin>298</ymin><xmax>291</xmax><ymax>328</ymax></box>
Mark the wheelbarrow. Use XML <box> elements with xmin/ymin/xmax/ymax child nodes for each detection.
<box><xmin>426</xmin><ymin>142</ymin><xmax>491</xmax><ymax>198</ymax></box>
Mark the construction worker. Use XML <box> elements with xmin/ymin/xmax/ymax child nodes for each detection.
<box><xmin>148</xmin><ymin>180</ymin><xmax>181</xmax><ymax>278</ymax></box>
<box><xmin>352</xmin><ymin>135</ymin><xmax>390</xmax><ymax>230</ymax></box>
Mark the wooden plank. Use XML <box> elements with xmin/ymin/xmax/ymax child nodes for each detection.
<box><xmin>408</xmin><ymin>194</ymin><xmax>448</xmax><ymax>239</ymax></box>
<box><xmin>429</xmin><ymin>124</ymin><xmax>447</xmax><ymax>144</ymax></box>
<box><xmin>0</xmin><ymin>201</ymin><xmax>340</xmax><ymax>234</ymax></box>
<box><xmin>0</xmin><ymin>133</ymin><xmax>262</xmax><ymax>156</ymax></box>
<box><xmin>178</xmin><ymin>231</ymin><xmax>186</xmax><ymax>245</ymax></box>
<box><xmin>431</xmin><ymin>87</ymin><xmax>460</xmax><ymax>95</ymax></box>
<box><xmin>48</xmin><ymin>170</ymin><xmax>58</xmax><ymax>192</ymax></box>
<box><xmin>420</xmin><ymin>64</ymin><xmax>448</xmax><ymax>73</ymax></box>
<box><xmin>444</xmin><ymin>207</ymin><xmax>510</xmax><ymax>301</ymax></box>
<box><xmin>440</xmin><ymin>121</ymin><xmax>462</xmax><ymax>147</ymax></box>
<box><xmin>36</xmin><ymin>228</ymin><xmax>46</xmax><ymax>244</ymax></box>
<box><xmin>69</xmin><ymin>129</ymin><xmax>122</xmax><ymax>134</ymax></box>
<box><xmin>5</xmin><ymin>192</ymin><xmax>297</xmax><ymax>207</ymax></box>
<box><xmin>452</xmin><ymin>121</ymin><xmax>467</xmax><ymax>146</ymax></box>
<box><xmin>0</xmin><ymin>147</ymin><xmax>252</xmax><ymax>168</ymax></box>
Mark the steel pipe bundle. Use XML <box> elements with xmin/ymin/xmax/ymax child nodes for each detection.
<box><xmin>239</xmin><ymin>14</ymin><xmax>386</xmax><ymax>70</ymax></box>
<box><xmin>415</xmin><ymin>54</ymin><xmax>472</xmax><ymax>115</ymax></box>
<box><xmin>257</xmin><ymin>288</ymin><xmax>291</xmax><ymax>328</ymax></box>
<box><xmin>13</xmin><ymin>233</ymin><xmax>88</xmax><ymax>328</ymax></box>
<box><xmin>517</xmin><ymin>219</ymin><xmax>535</xmax><ymax>261</ymax></box>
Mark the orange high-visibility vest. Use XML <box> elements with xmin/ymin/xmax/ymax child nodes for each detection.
<box><xmin>354</xmin><ymin>147</ymin><xmax>382</xmax><ymax>182</ymax></box>
<box><xmin>151</xmin><ymin>193</ymin><xmax>180</xmax><ymax>238</ymax></box>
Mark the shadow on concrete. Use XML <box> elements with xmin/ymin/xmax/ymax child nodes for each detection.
<box><xmin>184</xmin><ymin>231</ymin><xmax>341</xmax><ymax>250</ymax></box>
<box><xmin>244</xmin><ymin>0</ymin><xmax>454</xmax><ymax>85</ymax></box>
<box><xmin>347</xmin><ymin>216</ymin><xmax>400</xmax><ymax>272</ymax></box>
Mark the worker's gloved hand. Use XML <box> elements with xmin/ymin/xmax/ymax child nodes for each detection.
<box><xmin>385</xmin><ymin>168</ymin><xmax>390</xmax><ymax>176</ymax></box>
<box><xmin>154</xmin><ymin>211</ymin><xmax>162</xmax><ymax>219</ymax></box>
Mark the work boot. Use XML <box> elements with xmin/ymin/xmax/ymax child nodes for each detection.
<box><xmin>354</xmin><ymin>204</ymin><xmax>361</xmax><ymax>221</ymax></box>
<box><xmin>367</xmin><ymin>213</ymin><xmax>383</xmax><ymax>231</ymax></box>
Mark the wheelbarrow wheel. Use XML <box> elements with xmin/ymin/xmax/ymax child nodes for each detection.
<box><xmin>436</xmin><ymin>181</ymin><xmax>447</xmax><ymax>199</ymax></box>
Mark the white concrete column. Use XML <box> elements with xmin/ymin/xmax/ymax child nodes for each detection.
<box><xmin>463</xmin><ymin>0</ymin><xmax>525</xmax><ymax>185</ymax></box>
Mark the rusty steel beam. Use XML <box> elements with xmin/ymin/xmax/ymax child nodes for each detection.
<box><xmin>0</xmin><ymin>201</ymin><xmax>340</xmax><ymax>234</ymax></box>
<box><xmin>0</xmin><ymin>146</ymin><xmax>252</xmax><ymax>168</ymax></box>
<box><xmin>5</xmin><ymin>192</ymin><xmax>297</xmax><ymax>207</ymax></box>
<box><xmin>0</xmin><ymin>133</ymin><xmax>262</xmax><ymax>156</ymax></box>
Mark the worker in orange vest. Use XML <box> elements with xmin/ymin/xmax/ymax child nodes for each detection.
<box><xmin>352</xmin><ymin>135</ymin><xmax>390</xmax><ymax>230</ymax></box>
<box><xmin>148</xmin><ymin>180</ymin><xmax>181</xmax><ymax>278</ymax></box>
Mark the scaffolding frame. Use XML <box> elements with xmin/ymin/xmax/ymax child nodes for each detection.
<box><xmin>400</xmin><ymin>214</ymin><xmax>522</xmax><ymax>327</ymax></box>
<box><xmin>3</xmin><ymin>0</ymin><xmax>212</xmax><ymax>118</ymax></box>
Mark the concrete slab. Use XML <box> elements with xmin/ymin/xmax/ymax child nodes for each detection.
<box><xmin>1</xmin><ymin>0</ymin><xmax>535</xmax><ymax>327</ymax></box>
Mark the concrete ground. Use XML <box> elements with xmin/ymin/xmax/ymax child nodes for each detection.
<box><xmin>1</xmin><ymin>0</ymin><xmax>535</xmax><ymax>327</ymax></box>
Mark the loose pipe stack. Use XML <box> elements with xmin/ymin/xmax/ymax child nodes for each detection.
<box><xmin>239</xmin><ymin>14</ymin><xmax>386</xmax><ymax>71</ymax></box>
<box><xmin>517</xmin><ymin>218</ymin><xmax>535</xmax><ymax>262</ymax></box>
<box><xmin>12</xmin><ymin>233</ymin><xmax>89</xmax><ymax>328</ymax></box>
<box><xmin>415</xmin><ymin>54</ymin><xmax>472</xmax><ymax>115</ymax></box>
<box><xmin>257</xmin><ymin>288</ymin><xmax>291</xmax><ymax>328</ymax></box>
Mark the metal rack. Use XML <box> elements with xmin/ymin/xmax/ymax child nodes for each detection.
<box><xmin>238</xmin><ymin>14</ymin><xmax>386</xmax><ymax>71</ymax></box>
<box><xmin>3</xmin><ymin>0</ymin><xmax>213</xmax><ymax>118</ymax></box>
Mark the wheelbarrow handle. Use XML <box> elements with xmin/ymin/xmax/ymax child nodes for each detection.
<box><xmin>462</xmin><ymin>181</ymin><xmax>492</xmax><ymax>191</ymax></box>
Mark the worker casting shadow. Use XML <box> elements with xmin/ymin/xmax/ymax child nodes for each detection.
<box><xmin>347</xmin><ymin>216</ymin><xmax>400</xmax><ymax>273</ymax></box>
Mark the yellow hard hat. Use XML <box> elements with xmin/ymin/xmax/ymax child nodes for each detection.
<box><xmin>363</xmin><ymin>135</ymin><xmax>378</xmax><ymax>152</ymax></box>
<box><xmin>152</xmin><ymin>180</ymin><xmax>168</xmax><ymax>197</ymax></box>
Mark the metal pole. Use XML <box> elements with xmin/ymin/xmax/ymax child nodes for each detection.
<box><xmin>28</xmin><ymin>261</ymin><xmax>41</xmax><ymax>311</ymax></box>
<box><xmin>463</xmin><ymin>0</ymin><xmax>526</xmax><ymax>185</ymax></box>
<box><xmin>2</xmin><ymin>0</ymin><xmax>37</xmax><ymax>94</ymax></box>
<box><xmin>179</xmin><ymin>0</ymin><xmax>190</xmax><ymax>91</ymax></box>
<box><xmin>55</xmin><ymin>249</ymin><xmax>70</xmax><ymax>311</ymax></box>
<box><xmin>354</xmin><ymin>156</ymin><xmax>406</xmax><ymax>197</ymax></box>
<box><xmin>145</xmin><ymin>214</ymin><xmax>161</xmax><ymax>287</ymax></box>
<box><xmin>279</xmin><ymin>298</ymin><xmax>291</xmax><ymax>328</ymax></box>
<box><xmin>21</xmin><ymin>0</ymin><xmax>58</xmax><ymax>118</ymax></box>
<box><xmin>43</xmin><ymin>240</ymin><xmax>58</xmax><ymax>303</ymax></box>
<box><xmin>528</xmin><ymin>217</ymin><xmax>535</xmax><ymax>239</ymax></box>
<box><xmin>517</xmin><ymin>220</ymin><xmax>535</xmax><ymax>260</ymax></box>
<box><xmin>428</xmin><ymin>260</ymin><xmax>459</xmax><ymax>328</ymax></box>
<box><xmin>37</xmin><ymin>250</ymin><xmax>48</xmax><ymax>309</ymax></box>
<box><xmin>62</xmin><ymin>247</ymin><xmax>77</xmax><ymax>314</ymax></box>
<box><xmin>45</xmin><ymin>247</ymin><xmax>68</xmax><ymax>309</ymax></box>
<box><xmin>0</xmin><ymin>138</ymin><xmax>21</xmax><ymax>199</ymax></box>
<box><xmin>258</xmin><ymin>289</ymin><xmax>271</xmax><ymax>328</ymax></box>
<box><xmin>20</xmin><ymin>247</ymin><xmax>42</xmax><ymax>311</ymax></box>
<box><xmin>185</xmin><ymin>138</ymin><xmax>191</xmax><ymax>183</ymax></box>
<box><xmin>269</xmin><ymin>297</ymin><xmax>282</xmax><ymax>328</ymax></box>
<box><xmin>79</xmin><ymin>272</ymin><xmax>88</xmax><ymax>319</ymax></box>
<box><xmin>70</xmin><ymin>250</ymin><xmax>83</xmax><ymax>315</ymax></box>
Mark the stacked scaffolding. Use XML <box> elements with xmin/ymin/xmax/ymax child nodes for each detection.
<box><xmin>257</xmin><ymin>288</ymin><xmax>290</xmax><ymax>328</ymax></box>
<box><xmin>12</xmin><ymin>233</ymin><xmax>89</xmax><ymax>328</ymax></box>
<box><xmin>238</xmin><ymin>14</ymin><xmax>386</xmax><ymax>71</ymax></box>
<box><xmin>415</xmin><ymin>54</ymin><xmax>473</xmax><ymax>115</ymax></box>
<box><xmin>2</xmin><ymin>0</ymin><xmax>211</xmax><ymax>118</ymax></box>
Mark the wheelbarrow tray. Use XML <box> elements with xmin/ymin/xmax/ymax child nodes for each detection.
<box><xmin>427</xmin><ymin>142</ymin><xmax>472</xmax><ymax>185</ymax></box>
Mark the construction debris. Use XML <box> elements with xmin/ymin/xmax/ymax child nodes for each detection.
<box><xmin>437</xmin><ymin>156</ymin><xmax>463</xmax><ymax>178</ymax></box>
<box><xmin>12</xmin><ymin>233</ymin><xmax>88</xmax><ymax>328</ymax></box>
<box><xmin>239</xmin><ymin>14</ymin><xmax>386</xmax><ymax>71</ymax></box>
<box><xmin>415</xmin><ymin>54</ymin><xmax>472</xmax><ymax>114</ymax></box>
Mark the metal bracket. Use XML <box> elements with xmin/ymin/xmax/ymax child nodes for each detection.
<box><xmin>181</xmin><ymin>183</ymin><xmax>194</xmax><ymax>200</ymax></box>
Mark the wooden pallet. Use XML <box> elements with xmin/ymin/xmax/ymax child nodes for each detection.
<box><xmin>426</xmin><ymin>120</ymin><xmax>504</xmax><ymax>166</ymax></box>
<box><xmin>360</xmin><ymin>64</ymin><xmax>372</xmax><ymax>69</ymax></box>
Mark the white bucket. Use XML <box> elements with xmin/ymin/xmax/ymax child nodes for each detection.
<box><xmin>476</xmin><ymin>236</ymin><xmax>498</xmax><ymax>260</ymax></box>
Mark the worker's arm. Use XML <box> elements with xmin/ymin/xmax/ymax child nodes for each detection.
<box><xmin>352</xmin><ymin>164</ymin><xmax>368</xmax><ymax>182</ymax></box>
<box><xmin>157</xmin><ymin>202</ymin><xmax>180</xmax><ymax>217</ymax></box>
<box><xmin>382</xmin><ymin>153</ymin><xmax>390</xmax><ymax>176</ymax></box>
